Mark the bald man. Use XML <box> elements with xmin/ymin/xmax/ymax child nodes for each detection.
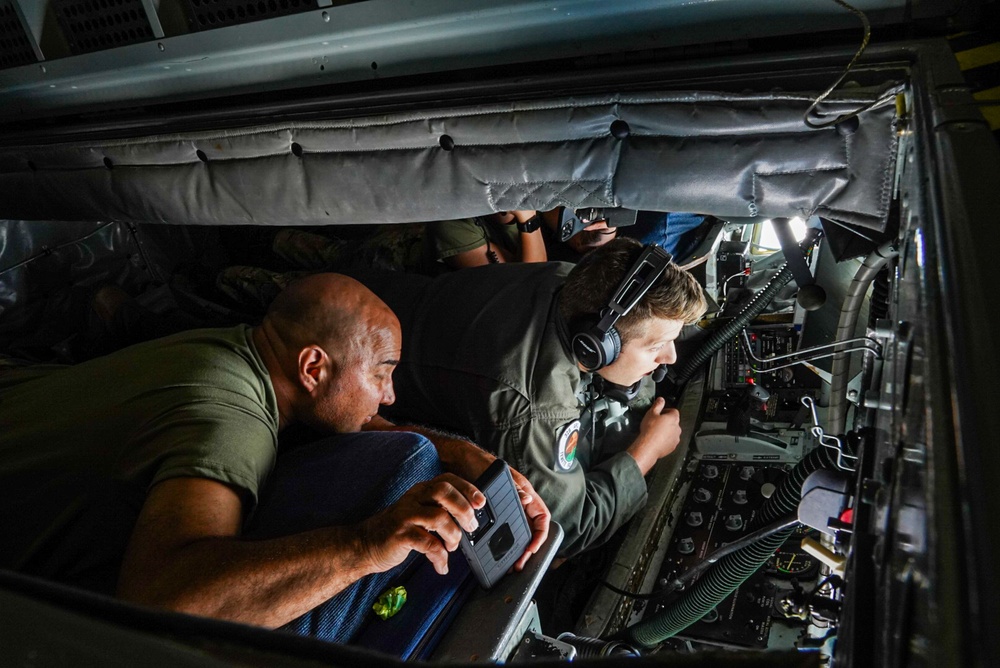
<box><xmin>0</xmin><ymin>273</ymin><xmax>549</xmax><ymax>643</ymax></box>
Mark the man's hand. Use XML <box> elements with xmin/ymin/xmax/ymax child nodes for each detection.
<box><xmin>366</xmin><ymin>416</ymin><xmax>551</xmax><ymax>571</ymax></box>
<box><xmin>360</xmin><ymin>474</ymin><xmax>485</xmax><ymax>576</ymax></box>
<box><xmin>506</xmin><ymin>466</ymin><xmax>551</xmax><ymax>570</ymax></box>
<box><xmin>437</xmin><ymin>438</ymin><xmax>551</xmax><ymax>572</ymax></box>
<box><xmin>627</xmin><ymin>397</ymin><xmax>682</xmax><ymax>475</ymax></box>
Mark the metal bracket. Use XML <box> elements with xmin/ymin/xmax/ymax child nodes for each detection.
<box><xmin>740</xmin><ymin>329</ymin><xmax>881</xmax><ymax>374</ymax></box>
<box><xmin>801</xmin><ymin>396</ymin><xmax>856</xmax><ymax>472</ymax></box>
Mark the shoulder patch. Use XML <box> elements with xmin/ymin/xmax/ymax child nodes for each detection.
<box><xmin>556</xmin><ymin>420</ymin><xmax>581</xmax><ymax>472</ymax></box>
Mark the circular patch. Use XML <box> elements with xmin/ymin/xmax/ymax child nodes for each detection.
<box><xmin>556</xmin><ymin>420</ymin><xmax>581</xmax><ymax>472</ymax></box>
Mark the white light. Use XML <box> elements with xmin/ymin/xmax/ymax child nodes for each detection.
<box><xmin>757</xmin><ymin>217</ymin><xmax>808</xmax><ymax>251</ymax></box>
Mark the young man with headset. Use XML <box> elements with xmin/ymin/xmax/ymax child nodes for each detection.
<box><xmin>355</xmin><ymin>237</ymin><xmax>706</xmax><ymax>557</ymax></box>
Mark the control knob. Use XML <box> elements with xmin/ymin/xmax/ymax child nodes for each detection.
<box><xmin>725</xmin><ymin>514</ymin><xmax>744</xmax><ymax>531</ymax></box>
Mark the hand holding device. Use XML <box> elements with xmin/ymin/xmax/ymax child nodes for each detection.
<box><xmin>458</xmin><ymin>459</ymin><xmax>532</xmax><ymax>589</ymax></box>
<box><xmin>559</xmin><ymin>207</ymin><xmax>638</xmax><ymax>242</ymax></box>
<box><xmin>362</xmin><ymin>473</ymin><xmax>484</xmax><ymax>577</ymax></box>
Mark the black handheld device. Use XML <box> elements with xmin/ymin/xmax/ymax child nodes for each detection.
<box><xmin>458</xmin><ymin>459</ymin><xmax>531</xmax><ymax>589</ymax></box>
<box><xmin>559</xmin><ymin>207</ymin><xmax>638</xmax><ymax>242</ymax></box>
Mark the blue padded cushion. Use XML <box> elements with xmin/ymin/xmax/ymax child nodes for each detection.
<box><xmin>353</xmin><ymin>553</ymin><xmax>474</xmax><ymax>660</ymax></box>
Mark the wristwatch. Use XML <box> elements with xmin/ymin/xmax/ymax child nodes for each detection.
<box><xmin>516</xmin><ymin>214</ymin><xmax>542</xmax><ymax>234</ymax></box>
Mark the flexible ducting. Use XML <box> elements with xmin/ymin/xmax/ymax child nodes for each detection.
<box><xmin>618</xmin><ymin>441</ymin><xmax>854</xmax><ymax>648</ymax></box>
<box><xmin>827</xmin><ymin>242</ymin><xmax>898</xmax><ymax>436</ymax></box>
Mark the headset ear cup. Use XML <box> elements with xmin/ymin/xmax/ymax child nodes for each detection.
<box><xmin>572</xmin><ymin>325</ymin><xmax>621</xmax><ymax>372</ymax></box>
<box><xmin>572</xmin><ymin>330</ymin><xmax>605</xmax><ymax>371</ymax></box>
<box><xmin>604</xmin><ymin>326</ymin><xmax>621</xmax><ymax>367</ymax></box>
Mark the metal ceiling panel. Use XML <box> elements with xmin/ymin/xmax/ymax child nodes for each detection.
<box><xmin>0</xmin><ymin>0</ymin><xmax>942</xmax><ymax>124</ymax></box>
<box><xmin>52</xmin><ymin>0</ymin><xmax>156</xmax><ymax>55</ymax></box>
<box><xmin>0</xmin><ymin>0</ymin><xmax>38</xmax><ymax>69</ymax></box>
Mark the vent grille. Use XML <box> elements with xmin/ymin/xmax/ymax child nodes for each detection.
<box><xmin>183</xmin><ymin>0</ymin><xmax>317</xmax><ymax>32</ymax></box>
<box><xmin>0</xmin><ymin>1</ymin><xmax>36</xmax><ymax>69</ymax></box>
<box><xmin>53</xmin><ymin>0</ymin><xmax>155</xmax><ymax>55</ymax></box>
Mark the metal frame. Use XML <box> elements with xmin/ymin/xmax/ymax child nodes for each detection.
<box><xmin>901</xmin><ymin>37</ymin><xmax>1000</xmax><ymax>668</ymax></box>
<box><xmin>0</xmin><ymin>0</ymin><xmax>920</xmax><ymax>124</ymax></box>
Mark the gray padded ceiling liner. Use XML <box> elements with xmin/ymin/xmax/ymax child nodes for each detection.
<box><xmin>0</xmin><ymin>89</ymin><xmax>900</xmax><ymax>230</ymax></box>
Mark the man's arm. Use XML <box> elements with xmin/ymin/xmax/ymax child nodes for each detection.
<box><xmin>504</xmin><ymin>402</ymin><xmax>681</xmax><ymax>557</ymax></box>
<box><xmin>364</xmin><ymin>415</ymin><xmax>550</xmax><ymax>571</ymax></box>
<box><xmin>117</xmin><ymin>474</ymin><xmax>483</xmax><ymax>628</ymax></box>
<box><xmin>434</xmin><ymin>212</ymin><xmax>546</xmax><ymax>269</ymax></box>
<box><xmin>510</xmin><ymin>210</ymin><xmax>548</xmax><ymax>263</ymax></box>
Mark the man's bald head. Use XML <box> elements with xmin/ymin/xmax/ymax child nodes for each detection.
<box><xmin>257</xmin><ymin>273</ymin><xmax>402</xmax><ymax>432</ymax></box>
<box><xmin>263</xmin><ymin>273</ymin><xmax>398</xmax><ymax>364</ymax></box>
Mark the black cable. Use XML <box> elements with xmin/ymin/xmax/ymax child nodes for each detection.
<box><xmin>802</xmin><ymin>0</ymin><xmax>879</xmax><ymax>130</ymax></box>
<box><xmin>809</xmin><ymin>574</ymin><xmax>843</xmax><ymax>603</ymax></box>
<box><xmin>475</xmin><ymin>217</ymin><xmax>500</xmax><ymax>264</ymax></box>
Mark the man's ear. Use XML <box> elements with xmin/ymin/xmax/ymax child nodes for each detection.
<box><xmin>297</xmin><ymin>345</ymin><xmax>329</xmax><ymax>393</ymax></box>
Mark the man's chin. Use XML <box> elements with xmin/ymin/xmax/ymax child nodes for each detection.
<box><xmin>596</xmin><ymin>371</ymin><xmax>640</xmax><ymax>388</ymax></box>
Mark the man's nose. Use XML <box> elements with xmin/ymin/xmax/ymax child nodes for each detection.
<box><xmin>656</xmin><ymin>342</ymin><xmax>677</xmax><ymax>366</ymax></box>
<box><xmin>381</xmin><ymin>380</ymin><xmax>396</xmax><ymax>406</ymax></box>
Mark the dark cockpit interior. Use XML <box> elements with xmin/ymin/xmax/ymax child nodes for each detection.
<box><xmin>2</xmin><ymin>1</ymin><xmax>1000</xmax><ymax>667</ymax></box>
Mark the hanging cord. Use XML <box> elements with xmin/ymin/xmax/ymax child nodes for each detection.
<box><xmin>475</xmin><ymin>217</ymin><xmax>500</xmax><ymax>264</ymax></box>
<box><xmin>719</xmin><ymin>267</ymin><xmax>752</xmax><ymax>304</ymax></box>
<box><xmin>802</xmin><ymin>0</ymin><xmax>885</xmax><ymax>130</ymax></box>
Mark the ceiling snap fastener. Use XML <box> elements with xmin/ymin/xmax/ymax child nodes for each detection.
<box><xmin>610</xmin><ymin>120</ymin><xmax>631</xmax><ymax>139</ymax></box>
<box><xmin>836</xmin><ymin>116</ymin><xmax>860</xmax><ymax>136</ymax></box>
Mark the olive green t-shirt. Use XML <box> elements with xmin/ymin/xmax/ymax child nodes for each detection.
<box><xmin>426</xmin><ymin>217</ymin><xmax>520</xmax><ymax>263</ymax></box>
<box><xmin>0</xmin><ymin>325</ymin><xmax>279</xmax><ymax>591</ymax></box>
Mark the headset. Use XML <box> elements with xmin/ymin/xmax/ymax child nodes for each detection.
<box><xmin>570</xmin><ymin>244</ymin><xmax>673</xmax><ymax>373</ymax></box>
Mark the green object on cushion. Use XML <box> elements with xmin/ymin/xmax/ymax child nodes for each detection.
<box><xmin>373</xmin><ymin>585</ymin><xmax>408</xmax><ymax>620</ymax></box>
